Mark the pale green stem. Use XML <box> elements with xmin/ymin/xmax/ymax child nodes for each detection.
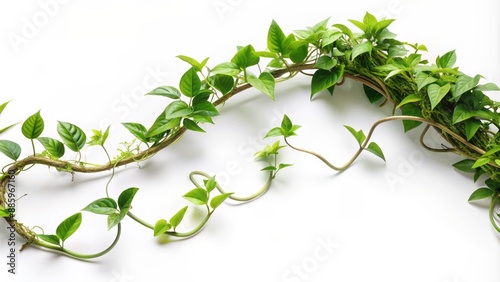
<box><xmin>34</xmin><ymin>223</ymin><xmax>121</xmax><ymax>260</ymax></box>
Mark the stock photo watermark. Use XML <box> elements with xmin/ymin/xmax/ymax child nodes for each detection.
<box><xmin>196</xmin><ymin>107</ymin><xmax>289</xmax><ymax>188</ymax></box>
<box><xmin>237</xmin><ymin>108</ymin><xmax>291</xmax><ymax>161</ymax></box>
<box><xmin>97</xmin><ymin>64</ymin><xmax>171</xmax><ymax>130</ymax></box>
<box><xmin>281</xmin><ymin>234</ymin><xmax>340</xmax><ymax>282</ymax></box>
<box><xmin>212</xmin><ymin>0</ymin><xmax>244</xmax><ymax>20</ymax></box>
<box><xmin>5</xmin><ymin>170</ymin><xmax>17</xmax><ymax>275</ymax></box>
<box><xmin>373</xmin><ymin>0</ymin><xmax>404</xmax><ymax>19</ymax></box>
<box><xmin>8</xmin><ymin>0</ymin><xmax>71</xmax><ymax>54</ymax></box>
<box><xmin>109</xmin><ymin>267</ymin><xmax>135</xmax><ymax>282</ymax></box>
<box><xmin>384</xmin><ymin>127</ymin><xmax>446</xmax><ymax>191</ymax></box>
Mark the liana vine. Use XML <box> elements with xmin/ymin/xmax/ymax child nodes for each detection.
<box><xmin>1</xmin><ymin>12</ymin><xmax>500</xmax><ymax>260</ymax></box>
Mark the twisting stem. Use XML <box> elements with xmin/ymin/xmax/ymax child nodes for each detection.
<box><xmin>33</xmin><ymin>223</ymin><xmax>122</xmax><ymax>260</ymax></box>
<box><xmin>127</xmin><ymin>210</ymin><xmax>211</xmax><ymax>238</ymax></box>
<box><xmin>165</xmin><ymin>213</ymin><xmax>212</xmax><ymax>238</ymax></box>
<box><xmin>419</xmin><ymin>125</ymin><xmax>456</xmax><ymax>153</ymax></box>
<box><xmin>284</xmin><ymin>137</ymin><xmax>345</xmax><ymax>171</ymax></box>
<box><xmin>189</xmin><ymin>170</ymin><xmax>273</xmax><ymax>202</ymax></box>
<box><xmin>284</xmin><ymin>115</ymin><xmax>490</xmax><ymax>172</ymax></box>
<box><xmin>489</xmin><ymin>196</ymin><xmax>500</xmax><ymax>233</ymax></box>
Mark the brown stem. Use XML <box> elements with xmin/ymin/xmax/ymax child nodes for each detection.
<box><xmin>284</xmin><ymin>115</ymin><xmax>490</xmax><ymax>172</ymax></box>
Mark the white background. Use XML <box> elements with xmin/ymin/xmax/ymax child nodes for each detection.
<box><xmin>1</xmin><ymin>0</ymin><xmax>500</xmax><ymax>281</ymax></box>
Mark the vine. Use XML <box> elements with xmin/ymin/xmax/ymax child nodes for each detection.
<box><xmin>1</xmin><ymin>12</ymin><xmax>499</xmax><ymax>259</ymax></box>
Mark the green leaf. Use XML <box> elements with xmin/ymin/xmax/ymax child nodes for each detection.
<box><xmin>366</xmin><ymin>142</ymin><xmax>385</xmax><ymax>161</ymax></box>
<box><xmin>211</xmin><ymin>62</ymin><xmax>241</xmax><ymax>76</ymax></box>
<box><xmin>264</xmin><ymin>127</ymin><xmax>283</xmax><ymax>138</ymax></box>
<box><xmin>485</xmin><ymin>178</ymin><xmax>500</xmax><ymax>190</ymax></box>
<box><xmin>280</xmin><ymin>114</ymin><xmax>300</xmax><ymax>137</ymax></box>
<box><xmin>454</xmin><ymin>74</ymin><xmax>481</xmax><ymax>100</ymax></box>
<box><xmin>384</xmin><ymin>69</ymin><xmax>404</xmax><ymax>81</ymax></box>
<box><xmin>474</xmin><ymin>169</ymin><xmax>485</xmax><ymax>182</ymax></box>
<box><xmin>452</xmin><ymin>104</ymin><xmax>494</xmax><ymax>124</ymax></box>
<box><xmin>177</xmin><ymin>55</ymin><xmax>208</xmax><ymax>72</ymax></box>
<box><xmin>281</xmin><ymin>34</ymin><xmax>296</xmax><ymax>54</ymax></box>
<box><xmin>437</xmin><ymin>50</ymin><xmax>456</xmax><ymax>68</ymax></box>
<box><xmin>278</xmin><ymin>163</ymin><xmax>293</xmax><ymax>170</ymax></box>
<box><xmin>37</xmin><ymin>234</ymin><xmax>61</xmax><ymax>246</ymax></box>
<box><xmin>192</xmin><ymin>90</ymin><xmax>211</xmax><ymax>105</ymax></box>
<box><xmin>294</xmin><ymin>29</ymin><xmax>313</xmax><ymax>41</ymax></box>
<box><xmin>107</xmin><ymin>213</ymin><xmax>121</xmax><ymax>230</ymax></box>
<box><xmin>363</xmin><ymin>12</ymin><xmax>378</xmax><ymax>30</ymax></box>
<box><xmin>261</xmin><ymin>165</ymin><xmax>277</xmax><ymax>171</ymax></box>
<box><xmin>396</xmin><ymin>94</ymin><xmax>421</xmax><ymax>109</ymax></box>
<box><xmin>405</xmin><ymin>53</ymin><xmax>422</xmax><ymax>68</ymax></box>
<box><xmin>254</xmin><ymin>140</ymin><xmax>285</xmax><ymax>161</ymax></box>
<box><xmin>0</xmin><ymin>123</ymin><xmax>18</xmax><ymax>135</ymax></box>
<box><xmin>193</xmin><ymin>101</ymin><xmax>219</xmax><ymax>117</ymax></box>
<box><xmin>118</xmin><ymin>187</ymin><xmax>139</xmax><ymax>212</ymax></box>
<box><xmin>401</xmin><ymin>103</ymin><xmax>422</xmax><ymax>132</ymax></box>
<box><xmin>281</xmin><ymin>114</ymin><xmax>293</xmax><ymax>132</ymax></box>
<box><xmin>464</xmin><ymin>119</ymin><xmax>481</xmax><ymax>141</ymax></box>
<box><xmin>179</xmin><ymin>67</ymin><xmax>201</xmax><ymax>97</ymax></box>
<box><xmin>37</xmin><ymin>137</ymin><xmax>65</xmax><ymax>158</ymax></box>
<box><xmin>351</xmin><ymin>41</ymin><xmax>372</xmax><ymax>61</ymax></box>
<box><xmin>210</xmin><ymin>193</ymin><xmax>233</xmax><ymax>210</ymax></box>
<box><xmin>56</xmin><ymin>212</ymin><xmax>82</xmax><ymax>243</ymax></box>
<box><xmin>231</xmin><ymin>45</ymin><xmax>260</xmax><ymax>69</ymax></box>
<box><xmin>106</xmin><ymin>188</ymin><xmax>139</xmax><ymax>230</ymax></box>
<box><xmin>57</xmin><ymin>121</ymin><xmax>86</xmax><ymax>152</ymax></box>
<box><xmin>192</xmin><ymin>115</ymin><xmax>214</xmax><ymax>124</ymax></box>
<box><xmin>146</xmin><ymin>86</ymin><xmax>181</xmax><ymax>99</ymax></box>
<box><xmin>0</xmin><ymin>100</ymin><xmax>11</xmax><ymax>114</ymax></box>
<box><xmin>321</xmin><ymin>30</ymin><xmax>342</xmax><ymax>47</ymax></box>
<box><xmin>154</xmin><ymin>219</ymin><xmax>172</xmax><ymax>236</ymax></box>
<box><xmin>472</xmin><ymin>157</ymin><xmax>490</xmax><ymax>168</ymax></box>
<box><xmin>475</xmin><ymin>82</ymin><xmax>500</xmax><ymax>92</ymax></box>
<box><xmin>0</xmin><ymin>207</ymin><xmax>10</xmax><ymax>217</ymax></box>
<box><xmin>363</xmin><ymin>85</ymin><xmax>383</xmax><ymax>104</ymax></box>
<box><xmin>146</xmin><ymin>118</ymin><xmax>181</xmax><ymax>138</ymax></box>
<box><xmin>212</xmin><ymin>74</ymin><xmax>234</xmax><ymax>95</ymax></box>
<box><xmin>22</xmin><ymin>110</ymin><xmax>44</xmax><ymax>139</ymax></box>
<box><xmin>344</xmin><ymin>125</ymin><xmax>366</xmax><ymax>146</ymax></box>
<box><xmin>311</xmin><ymin>69</ymin><xmax>340</xmax><ymax>98</ymax></box>
<box><xmin>122</xmin><ymin>122</ymin><xmax>148</xmax><ymax>143</ymax></box>
<box><xmin>452</xmin><ymin>159</ymin><xmax>476</xmax><ymax>173</ymax></box>
<box><xmin>0</xmin><ymin>140</ymin><xmax>21</xmax><ymax>161</ymax></box>
<box><xmin>315</xmin><ymin>56</ymin><xmax>337</xmax><ymax>70</ymax></box>
<box><xmin>105</xmin><ymin>188</ymin><xmax>138</xmax><ymax>230</ymax></box>
<box><xmin>482</xmin><ymin>145</ymin><xmax>500</xmax><ymax>157</ymax></box>
<box><xmin>170</xmin><ymin>206</ymin><xmax>188</xmax><ymax>230</ymax></box>
<box><xmin>82</xmin><ymin>198</ymin><xmax>118</xmax><ymax>215</ymax></box>
<box><xmin>87</xmin><ymin>125</ymin><xmax>110</xmax><ymax>147</ymax></box>
<box><xmin>289</xmin><ymin>43</ymin><xmax>308</xmax><ymax>64</ymax></box>
<box><xmin>247</xmin><ymin>72</ymin><xmax>275</xmax><ymax>100</ymax></box>
<box><xmin>333</xmin><ymin>24</ymin><xmax>353</xmax><ymax>38</ymax></box>
<box><xmin>415</xmin><ymin>72</ymin><xmax>437</xmax><ymax>91</ymax></box>
<box><xmin>204</xmin><ymin>176</ymin><xmax>217</xmax><ymax>193</ymax></box>
<box><xmin>183</xmin><ymin>118</ymin><xmax>205</xmax><ymax>133</ymax></box>
<box><xmin>183</xmin><ymin>188</ymin><xmax>208</xmax><ymax>205</ymax></box>
<box><xmin>468</xmin><ymin>188</ymin><xmax>494</xmax><ymax>201</ymax></box>
<box><xmin>254</xmin><ymin>51</ymin><xmax>278</xmax><ymax>58</ymax></box>
<box><xmin>254</xmin><ymin>141</ymin><xmax>285</xmax><ymax>159</ymax></box>
<box><xmin>164</xmin><ymin>101</ymin><xmax>193</xmax><ymax>119</ymax></box>
<box><xmin>267</xmin><ymin>20</ymin><xmax>286</xmax><ymax>53</ymax></box>
<box><xmin>427</xmin><ymin>83</ymin><xmax>451</xmax><ymax>109</ymax></box>
<box><xmin>310</xmin><ymin>17</ymin><xmax>330</xmax><ymax>32</ymax></box>
<box><xmin>372</xmin><ymin>18</ymin><xmax>395</xmax><ymax>35</ymax></box>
